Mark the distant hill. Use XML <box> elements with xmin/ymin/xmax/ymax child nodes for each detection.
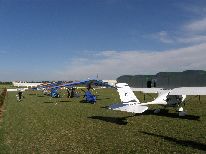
<box><xmin>117</xmin><ymin>70</ymin><xmax>206</xmax><ymax>88</ymax></box>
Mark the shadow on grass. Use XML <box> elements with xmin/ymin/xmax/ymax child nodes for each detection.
<box><xmin>96</xmin><ymin>97</ymin><xmax>110</xmax><ymax>101</ymax></box>
<box><xmin>88</xmin><ymin>116</ymin><xmax>129</xmax><ymax>125</ymax></box>
<box><xmin>79</xmin><ymin>100</ymin><xmax>95</xmax><ymax>104</ymax></box>
<box><xmin>79</xmin><ymin>100</ymin><xmax>96</xmax><ymax>105</ymax></box>
<box><xmin>59</xmin><ymin>100</ymin><xmax>71</xmax><ymax>102</ymax></box>
<box><xmin>140</xmin><ymin>131</ymin><xmax>206</xmax><ymax>152</ymax></box>
<box><xmin>79</xmin><ymin>100</ymin><xmax>87</xmax><ymax>103</ymax></box>
<box><xmin>135</xmin><ymin>109</ymin><xmax>200</xmax><ymax>121</ymax></box>
<box><xmin>37</xmin><ymin>95</ymin><xmax>45</xmax><ymax>97</ymax></box>
<box><xmin>105</xmin><ymin>97</ymin><xmax>110</xmax><ymax>99</ymax></box>
<box><xmin>43</xmin><ymin>101</ymin><xmax>54</xmax><ymax>104</ymax></box>
<box><xmin>101</xmin><ymin>106</ymin><xmax>109</xmax><ymax>109</ymax></box>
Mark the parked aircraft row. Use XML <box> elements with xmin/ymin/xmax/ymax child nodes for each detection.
<box><xmin>10</xmin><ymin>80</ymin><xmax>206</xmax><ymax>117</ymax></box>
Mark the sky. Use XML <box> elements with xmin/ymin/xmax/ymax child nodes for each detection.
<box><xmin>0</xmin><ymin>0</ymin><xmax>206</xmax><ymax>81</ymax></box>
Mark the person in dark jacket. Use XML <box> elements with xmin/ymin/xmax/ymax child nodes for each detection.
<box><xmin>70</xmin><ymin>87</ymin><xmax>75</xmax><ymax>98</ymax></box>
<box><xmin>17</xmin><ymin>90</ymin><xmax>23</xmax><ymax>101</ymax></box>
<box><xmin>67</xmin><ymin>88</ymin><xmax>70</xmax><ymax>98</ymax></box>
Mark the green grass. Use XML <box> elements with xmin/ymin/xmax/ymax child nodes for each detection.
<box><xmin>0</xmin><ymin>84</ymin><xmax>14</xmax><ymax>89</ymax></box>
<box><xmin>0</xmin><ymin>88</ymin><xmax>206</xmax><ymax>153</ymax></box>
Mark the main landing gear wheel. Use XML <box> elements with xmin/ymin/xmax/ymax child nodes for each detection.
<box><xmin>179</xmin><ymin>111</ymin><xmax>187</xmax><ymax>116</ymax></box>
<box><xmin>154</xmin><ymin>109</ymin><xmax>160</xmax><ymax>114</ymax></box>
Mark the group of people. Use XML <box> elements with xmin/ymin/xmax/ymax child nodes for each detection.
<box><xmin>67</xmin><ymin>87</ymin><xmax>80</xmax><ymax>98</ymax></box>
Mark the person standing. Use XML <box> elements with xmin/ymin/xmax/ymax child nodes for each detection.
<box><xmin>67</xmin><ymin>88</ymin><xmax>70</xmax><ymax>98</ymax></box>
<box><xmin>18</xmin><ymin>90</ymin><xmax>23</xmax><ymax>101</ymax></box>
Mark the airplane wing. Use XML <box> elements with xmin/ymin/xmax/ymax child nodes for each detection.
<box><xmin>169</xmin><ymin>87</ymin><xmax>206</xmax><ymax>95</ymax></box>
<box><xmin>131</xmin><ymin>88</ymin><xmax>163</xmax><ymax>93</ymax></box>
<box><xmin>63</xmin><ymin>80</ymin><xmax>89</xmax><ymax>87</ymax></box>
<box><xmin>132</xmin><ymin>87</ymin><xmax>206</xmax><ymax>95</ymax></box>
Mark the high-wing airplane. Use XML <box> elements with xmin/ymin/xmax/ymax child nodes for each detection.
<box><xmin>109</xmin><ymin>83</ymin><xmax>206</xmax><ymax>116</ymax></box>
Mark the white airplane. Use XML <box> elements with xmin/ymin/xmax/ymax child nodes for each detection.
<box><xmin>12</xmin><ymin>81</ymin><xmax>42</xmax><ymax>87</ymax></box>
<box><xmin>109</xmin><ymin>83</ymin><xmax>206</xmax><ymax>116</ymax></box>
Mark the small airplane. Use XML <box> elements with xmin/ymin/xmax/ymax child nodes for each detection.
<box><xmin>109</xmin><ymin>83</ymin><xmax>206</xmax><ymax>116</ymax></box>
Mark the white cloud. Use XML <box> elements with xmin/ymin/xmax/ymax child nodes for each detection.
<box><xmin>180</xmin><ymin>3</ymin><xmax>206</xmax><ymax>16</ymax></box>
<box><xmin>56</xmin><ymin>43</ymin><xmax>206</xmax><ymax>80</ymax></box>
<box><xmin>151</xmin><ymin>16</ymin><xmax>206</xmax><ymax>45</ymax></box>
<box><xmin>157</xmin><ymin>31</ymin><xmax>174</xmax><ymax>43</ymax></box>
<box><xmin>177</xmin><ymin>17</ymin><xmax>206</xmax><ymax>44</ymax></box>
<box><xmin>184</xmin><ymin>17</ymin><xmax>206</xmax><ymax>33</ymax></box>
<box><xmin>149</xmin><ymin>31</ymin><xmax>174</xmax><ymax>44</ymax></box>
<box><xmin>177</xmin><ymin>35</ymin><xmax>206</xmax><ymax>43</ymax></box>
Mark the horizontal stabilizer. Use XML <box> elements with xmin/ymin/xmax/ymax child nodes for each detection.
<box><xmin>169</xmin><ymin>87</ymin><xmax>206</xmax><ymax>95</ymax></box>
<box><xmin>109</xmin><ymin>103</ymin><xmax>148</xmax><ymax>113</ymax></box>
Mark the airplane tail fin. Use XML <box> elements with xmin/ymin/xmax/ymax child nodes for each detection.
<box><xmin>109</xmin><ymin>83</ymin><xmax>148</xmax><ymax>113</ymax></box>
<box><xmin>116</xmin><ymin>83</ymin><xmax>140</xmax><ymax>103</ymax></box>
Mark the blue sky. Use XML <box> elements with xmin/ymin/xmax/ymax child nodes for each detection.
<box><xmin>0</xmin><ymin>0</ymin><xmax>206</xmax><ymax>81</ymax></box>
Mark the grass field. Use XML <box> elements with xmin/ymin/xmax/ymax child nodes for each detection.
<box><xmin>0</xmin><ymin>88</ymin><xmax>206</xmax><ymax>153</ymax></box>
<box><xmin>0</xmin><ymin>84</ymin><xmax>14</xmax><ymax>89</ymax></box>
